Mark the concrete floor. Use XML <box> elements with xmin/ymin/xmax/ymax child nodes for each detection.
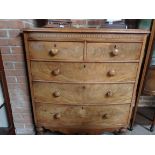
<box><xmin>44</xmin><ymin>107</ymin><xmax>155</xmax><ymax>135</ymax></box>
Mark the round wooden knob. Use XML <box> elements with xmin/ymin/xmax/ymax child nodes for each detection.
<box><xmin>54</xmin><ymin>113</ymin><xmax>61</xmax><ymax>119</ymax></box>
<box><xmin>112</xmin><ymin>48</ymin><xmax>119</xmax><ymax>56</ymax></box>
<box><xmin>108</xmin><ymin>70</ymin><xmax>116</xmax><ymax>76</ymax></box>
<box><xmin>102</xmin><ymin>114</ymin><xmax>108</xmax><ymax>119</ymax></box>
<box><xmin>49</xmin><ymin>49</ymin><xmax>59</xmax><ymax>56</ymax></box>
<box><xmin>106</xmin><ymin>90</ymin><xmax>113</xmax><ymax>97</ymax></box>
<box><xmin>53</xmin><ymin>91</ymin><xmax>60</xmax><ymax>97</ymax></box>
<box><xmin>52</xmin><ymin>68</ymin><xmax>60</xmax><ymax>76</ymax></box>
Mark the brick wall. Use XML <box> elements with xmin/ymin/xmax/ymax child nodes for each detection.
<box><xmin>0</xmin><ymin>19</ymin><xmax>154</xmax><ymax>135</ymax></box>
<box><xmin>0</xmin><ymin>19</ymin><xmax>36</xmax><ymax>134</ymax></box>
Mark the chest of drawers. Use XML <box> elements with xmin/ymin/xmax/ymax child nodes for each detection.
<box><xmin>24</xmin><ymin>28</ymin><xmax>148</xmax><ymax>134</ymax></box>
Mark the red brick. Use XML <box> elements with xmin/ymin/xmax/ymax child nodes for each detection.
<box><xmin>13</xmin><ymin>113</ymin><xmax>33</xmax><ymax>123</ymax></box>
<box><xmin>3</xmin><ymin>62</ymin><xmax>14</xmax><ymax>69</ymax></box>
<box><xmin>8</xmin><ymin>30</ymin><xmax>21</xmax><ymax>38</ymax></box>
<box><xmin>17</xmin><ymin>76</ymin><xmax>28</xmax><ymax>83</ymax></box>
<box><xmin>0</xmin><ymin>39</ymin><xmax>8</xmax><ymax>46</ymax></box>
<box><xmin>8</xmin><ymin>38</ymin><xmax>23</xmax><ymax>46</ymax></box>
<box><xmin>11</xmin><ymin>94</ymin><xmax>30</xmax><ymax>103</ymax></box>
<box><xmin>5</xmin><ymin>69</ymin><xmax>26</xmax><ymax>76</ymax></box>
<box><xmin>12</xmin><ymin>106</ymin><xmax>31</xmax><ymax>113</ymax></box>
<box><xmin>0</xmin><ymin>47</ymin><xmax>11</xmax><ymax>54</ymax></box>
<box><xmin>11</xmin><ymin>46</ymin><xmax>24</xmax><ymax>54</ymax></box>
<box><xmin>71</xmin><ymin>19</ymin><xmax>87</xmax><ymax>25</ymax></box>
<box><xmin>6</xmin><ymin>76</ymin><xmax>17</xmax><ymax>83</ymax></box>
<box><xmin>87</xmin><ymin>19</ymin><xmax>103</xmax><ymax>25</ymax></box>
<box><xmin>9</xmin><ymin>87</ymin><xmax>29</xmax><ymax>97</ymax></box>
<box><xmin>0</xmin><ymin>38</ymin><xmax>22</xmax><ymax>46</ymax></box>
<box><xmin>13</xmin><ymin>123</ymin><xmax>25</xmax><ymax>128</ymax></box>
<box><xmin>24</xmin><ymin>123</ymin><xmax>34</xmax><ymax>129</ymax></box>
<box><xmin>14</xmin><ymin>62</ymin><xmax>25</xmax><ymax>69</ymax></box>
<box><xmin>15</xmin><ymin>128</ymin><xmax>34</xmax><ymax>135</ymax></box>
<box><xmin>2</xmin><ymin>54</ymin><xmax>24</xmax><ymax>62</ymax></box>
<box><xmin>7</xmin><ymin>83</ymin><xmax>28</xmax><ymax>93</ymax></box>
<box><xmin>0</xmin><ymin>30</ymin><xmax>7</xmax><ymax>37</ymax></box>
<box><xmin>0</xmin><ymin>20</ymin><xmax>24</xmax><ymax>29</ymax></box>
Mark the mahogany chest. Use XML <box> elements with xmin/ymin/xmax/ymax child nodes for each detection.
<box><xmin>23</xmin><ymin>28</ymin><xmax>148</xmax><ymax>134</ymax></box>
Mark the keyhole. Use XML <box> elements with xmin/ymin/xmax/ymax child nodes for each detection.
<box><xmin>114</xmin><ymin>45</ymin><xmax>117</xmax><ymax>48</ymax></box>
<box><xmin>83</xmin><ymin>64</ymin><xmax>86</xmax><ymax>68</ymax></box>
<box><xmin>81</xmin><ymin>106</ymin><xmax>84</xmax><ymax>110</ymax></box>
<box><xmin>82</xmin><ymin>86</ymin><xmax>86</xmax><ymax>89</ymax></box>
<box><xmin>54</xmin><ymin>44</ymin><xmax>57</xmax><ymax>47</ymax></box>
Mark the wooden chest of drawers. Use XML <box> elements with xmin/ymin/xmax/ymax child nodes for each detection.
<box><xmin>23</xmin><ymin>28</ymin><xmax>148</xmax><ymax>134</ymax></box>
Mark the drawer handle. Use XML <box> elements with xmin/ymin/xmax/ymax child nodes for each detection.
<box><xmin>106</xmin><ymin>90</ymin><xmax>113</xmax><ymax>97</ymax></box>
<box><xmin>53</xmin><ymin>113</ymin><xmax>61</xmax><ymax>119</ymax></box>
<box><xmin>53</xmin><ymin>91</ymin><xmax>60</xmax><ymax>97</ymax></box>
<box><xmin>108</xmin><ymin>70</ymin><xmax>116</xmax><ymax>76</ymax></box>
<box><xmin>102</xmin><ymin>114</ymin><xmax>108</xmax><ymax>119</ymax></box>
<box><xmin>112</xmin><ymin>46</ymin><xmax>119</xmax><ymax>56</ymax></box>
<box><xmin>52</xmin><ymin>68</ymin><xmax>60</xmax><ymax>76</ymax></box>
<box><xmin>49</xmin><ymin>49</ymin><xmax>59</xmax><ymax>56</ymax></box>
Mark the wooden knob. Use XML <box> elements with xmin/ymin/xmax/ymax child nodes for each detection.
<box><xmin>106</xmin><ymin>90</ymin><xmax>113</xmax><ymax>97</ymax></box>
<box><xmin>112</xmin><ymin>48</ymin><xmax>119</xmax><ymax>56</ymax></box>
<box><xmin>49</xmin><ymin>49</ymin><xmax>59</xmax><ymax>56</ymax></box>
<box><xmin>108</xmin><ymin>70</ymin><xmax>116</xmax><ymax>76</ymax></box>
<box><xmin>54</xmin><ymin>113</ymin><xmax>61</xmax><ymax>119</ymax></box>
<box><xmin>53</xmin><ymin>91</ymin><xmax>60</xmax><ymax>97</ymax></box>
<box><xmin>52</xmin><ymin>68</ymin><xmax>60</xmax><ymax>76</ymax></box>
<box><xmin>102</xmin><ymin>114</ymin><xmax>108</xmax><ymax>119</ymax></box>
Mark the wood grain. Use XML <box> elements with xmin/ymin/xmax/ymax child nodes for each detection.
<box><xmin>28</xmin><ymin>41</ymin><xmax>84</xmax><ymax>61</ymax></box>
<box><xmin>33</xmin><ymin>82</ymin><xmax>134</xmax><ymax>105</ymax></box>
<box><xmin>36</xmin><ymin>103</ymin><xmax>130</xmax><ymax>129</ymax></box>
<box><xmin>31</xmin><ymin>61</ymin><xmax>139</xmax><ymax>82</ymax></box>
<box><xmin>87</xmin><ymin>42</ymin><xmax>142</xmax><ymax>61</ymax></box>
<box><xmin>23</xmin><ymin>28</ymin><xmax>149</xmax><ymax>134</ymax></box>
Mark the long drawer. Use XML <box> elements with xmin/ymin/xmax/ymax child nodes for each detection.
<box><xmin>33</xmin><ymin>82</ymin><xmax>134</xmax><ymax>105</ymax></box>
<box><xmin>87</xmin><ymin>42</ymin><xmax>142</xmax><ymax>61</ymax></box>
<box><xmin>28</xmin><ymin>41</ymin><xmax>84</xmax><ymax>60</ymax></box>
<box><xmin>31</xmin><ymin>62</ymin><xmax>138</xmax><ymax>82</ymax></box>
<box><xmin>36</xmin><ymin>103</ymin><xmax>130</xmax><ymax>128</ymax></box>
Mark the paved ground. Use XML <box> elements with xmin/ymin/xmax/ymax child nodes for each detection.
<box><xmin>44</xmin><ymin>107</ymin><xmax>155</xmax><ymax>135</ymax></box>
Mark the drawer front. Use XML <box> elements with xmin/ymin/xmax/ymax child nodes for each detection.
<box><xmin>33</xmin><ymin>82</ymin><xmax>134</xmax><ymax>104</ymax></box>
<box><xmin>28</xmin><ymin>41</ymin><xmax>84</xmax><ymax>60</ymax></box>
<box><xmin>31</xmin><ymin>62</ymin><xmax>138</xmax><ymax>82</ymax></box>
<box><xmin>36</xmin><ymin>104</ymin><xmax>130</xmax><ymax>128</ymax></box>
<box><xmin>87</xmin><ymin>43</ymin><xmax>142</xmax><ymax>61</ymax></box>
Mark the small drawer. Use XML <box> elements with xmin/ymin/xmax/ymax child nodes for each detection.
<box><xmin>33</xmin><ymin>82</ymin><xmax>134</xmax><ymax>105</ymax></box>
<box><xmin>87</xmin><ymin>43</ymin><xmax>142</xmax><ymax>61</ymax></box>
<box><xmin>36</xmin><ymin>104</ymin><xmax>130</xmax><ymax>128</ymax></box>
<box><xmin>31</xmin><ymin>61</ymin><xmax>138</xmax><ymax>82</ymax></box>
<box><xmin>28</xmin><ymin>41</ymin><xmax>84</xmax><ymax>60</ymax></box>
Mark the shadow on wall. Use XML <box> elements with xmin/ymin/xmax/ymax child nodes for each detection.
<box><xmin>35</xmin><ymin>19</ymin><xmax>48</xmax><ymax>27</ymax></box>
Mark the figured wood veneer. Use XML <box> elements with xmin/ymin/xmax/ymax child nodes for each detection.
<box><xmin>24</xmin><ymin>28</ymin><xmax>148</xmax><ymax>134</ymax></box>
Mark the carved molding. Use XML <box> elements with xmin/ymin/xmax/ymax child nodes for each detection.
<box><xmin>28</xmin><ymin>33</ymin><xmax>144</xmax><ymax>41</ymax></box>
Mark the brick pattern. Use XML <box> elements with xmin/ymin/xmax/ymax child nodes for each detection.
<box><xmin>0</xmin><ymin>19</ymin><xmax>35</xmax><ymax>135</ymax></box>
<box><xmin>0</xmin><ymin>19</ymin><xmax>154</xmax><ymax>134</ymax></box>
